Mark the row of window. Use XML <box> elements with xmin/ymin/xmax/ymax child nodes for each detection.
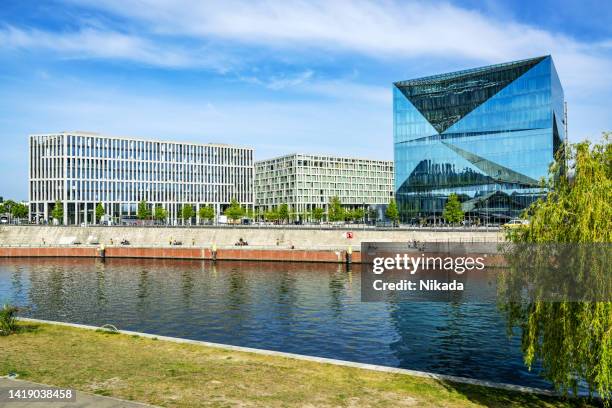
<box><xmin>31</xmin><ymin>180</ymin><xmax>253</xmax><ymax>204</ymax></box>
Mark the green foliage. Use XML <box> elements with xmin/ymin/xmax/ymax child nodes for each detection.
<box><xmin>442</xmin><ymin>193</ymin><xmax>464</xmax><ymax>224</ymax></box>
<box><xmin>154</xmin><ymin>206</ymin><xmax>167</xmax><ymax>222</ymax></box>
<box><xmin>328</xmin><ymin>196</ymin><xmax>344</xmax><ymax>222</ymax></box>
<box><xmin>353</xmin><ymin>208</ymin><xmax>365</xmax><ymax>221</ymax></box>
<box><xmin>385</xmin><ymin>199</ymin><xmax>399</xmax><ymax>222</ymax></box>
<box><xmin>11</xmin><ymin>203</ymin><xmax>28</xmax><ymax>219</ymax></box>
<box><xmin>510</xmin><ymin>133</ymin><xmax>611</xmax><ymax>243</ymax></box>
<box><xmin>0</xmin><ymin>304</ymin><xmax>18</xmax><ymax>336</ymax></box>
<box><xmin>278</xmin><ymin>203</ymin><xmax>290</xmax><ymax>223</ymax></box>
<box><xmin>181</xmin><ymin>205</ymin><xmax>194</xmax><ymax>221</ymax></box>
<box><xmin>264</xmin><ymin>209</ymin><xmax>279</xmax><ymax>222</ymax></box>
<box><xmin>95</xmin><ymin>203</ymin><xmax>105</xmax><ymax>222</ymax></box>
<box><xmin>2</xmin><ymin>200</ymin><xmax>16</xmax><ymax>214</ymax></box>
<box><xmin>137</xmin><ymin>200</ymin><xmax>150</xmax><ymax>220</ymax></box>
<box><xmin>368</xmin><ymin>208</ymin><xmax>378</xmax><ymax>222</ymax></box>
<box><xmin>51</xmin><ymin>200</ymin><xmax>63</xmax><ymax>222</ymax></box>
<box><xmin>199</xmin><ymin>205</ymin><xmax>215</xmax><ymax>222</ymax></box>
<box><xmin>312</xmin><ymin>207</ymin><xmax>325</xmax><ymax>222</ymax></box>
<box><xmin>224</xmin><ymin>198</ymin><xmax>244</xmax><ymax>222</ymax></box>
<box><xmin>344</xmin><ymin>209</ymin><xmax>354</xmax><ymax>221</ymax></box>
<box><xmin>502</xmin><ymin>133</ymin><xmax>612</xmax><ymax>401</ymax></box>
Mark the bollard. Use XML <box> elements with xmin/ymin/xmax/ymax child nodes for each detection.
<box><xmin>98</xmin><ymin>244</ymin><xmax>106</xmax><ymax>259</ymax></box>
<box><xmin>345</xmin><ymin>245</ymin><xmax>352</xmax><ymax>266</ymax></box>
<box><xmin>212</xmin><ymin>242</ymin><xmax>217</xmax><ymax>261</ymax></box>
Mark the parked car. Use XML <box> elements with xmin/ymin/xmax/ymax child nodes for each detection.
<box><xmin>502</xmin><ymin>219</ymin><xmax>529</xmax><ymax>229</ymax></box>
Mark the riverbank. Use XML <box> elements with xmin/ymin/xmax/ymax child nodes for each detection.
<box><xmin>0</xmin><ymin>225</ymin><xmax>503</xmax><ymax>263</ymax></box>
<box><xmin>1</xmin><ymin>321</ymin><xmax>591</xmax><ymax>407</ymax></box>
<box><xmin>0</xmin><ymin>225</ymin><xmax>503</xmax><ymax>250</ymax></box>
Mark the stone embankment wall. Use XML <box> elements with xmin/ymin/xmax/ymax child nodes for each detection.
<box><xmin>0</xmin><ymin>246</ymin><xmax>358</xmax><ymax>263</ymax></box>
<box><xmin>0</xmin><ymin>226</ymin><xmax>503</xmax><ymax>250</ymax></box>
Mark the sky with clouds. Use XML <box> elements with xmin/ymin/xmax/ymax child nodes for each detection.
<box><xmin>1</xmin><ymin>0</ymin><xmax>611</xmax><ymax>200</ymax></box>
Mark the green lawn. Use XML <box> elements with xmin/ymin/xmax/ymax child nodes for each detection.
<box><xmin>0</xmin><ymin>322</ymin><xmax>595</xmax><ymax>407</ymax></box>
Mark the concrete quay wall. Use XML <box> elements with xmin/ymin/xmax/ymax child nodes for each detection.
<box><xmin>0</xmin><ymin>225</ymin><xmax>503</xmax><ymax>250</ymax></box>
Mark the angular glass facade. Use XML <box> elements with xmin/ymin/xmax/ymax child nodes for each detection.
<box><xmin>394</xmin><ymin>56</ymin><xmax>564</xmax><ymax>223</ymax></box>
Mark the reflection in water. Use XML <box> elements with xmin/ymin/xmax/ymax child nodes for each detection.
<box><xmin>0</xmin><ymin>257</ymin><xmax>551</xmax><ymax>390</ymax></box>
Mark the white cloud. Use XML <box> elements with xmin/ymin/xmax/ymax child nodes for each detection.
<box><xmin>0</xmin><ymin>77</ymin><xmax>391</xmax><ymax>160</ymax></box>
<box><xmin>61</xmin><ymin>0</ymin><xmax>612</xmax><ymax>90</ymax></box>
<box><xmin>3</xmin><ymin>1</ymin><xmax>611</xmax><ymax>96</ymax></box>
<box><xmin>238</xmin><ymin>70</ymin><xmax>315</xmax><ymax>90</ymax></box>
<box><xmin>236</xmin><ymin>70</ymin><xmax>389</xmax><ymax>104</ymax></box>
<box><xmin>0</xmin><ymin>25</ymin><xmax>230</xmax><ymax>70</ymax></box>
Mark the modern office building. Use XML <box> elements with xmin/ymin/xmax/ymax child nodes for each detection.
<box><xmin>393</xmin><ymin>55</ymin><xmax>565</xmax><ymax>223</ymax></box>
<box><xmin>255</xmin><ymin>153</ymin><xmax>394</xmax><ymax>219</ymax></box>
<box><xmin>29</xmin><ymin>131</ymin><xmax>254</xmax><ymax>225</ymax></box>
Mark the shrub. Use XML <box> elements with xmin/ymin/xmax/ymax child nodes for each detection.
<box><xmin>0</xmin><ymin>304</ymin><xmax>19</xmax><ymax>335</ymax></box>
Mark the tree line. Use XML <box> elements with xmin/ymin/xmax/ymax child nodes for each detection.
<box><xmin>0</xmin><ymin>200</ymin><xmax>28</xmax><ymax>221</ymax></box>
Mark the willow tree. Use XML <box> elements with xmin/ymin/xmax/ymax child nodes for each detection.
<box><xmin>502</xmin><ymin>133</ymin><xmax>611</xmax><ymax>401</ymax></box>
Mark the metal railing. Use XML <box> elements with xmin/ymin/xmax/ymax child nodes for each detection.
<box><xmin>3</xmin><ymin>223</ymin><xmax>502</xmax><ymax>232</ymax></box>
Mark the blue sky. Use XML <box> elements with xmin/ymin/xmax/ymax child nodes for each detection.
<box><xmin>1</xmin><ymin>0</ymin><xmax>611</xmax><ymax>200</ymax></box>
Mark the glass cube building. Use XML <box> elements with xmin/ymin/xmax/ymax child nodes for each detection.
<box><xmin>393</xmin><ymin>55</ymin><xmax>564</xmax><ymax>223</ymax></box>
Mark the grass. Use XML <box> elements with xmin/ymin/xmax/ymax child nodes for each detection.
<box><xmin>0</xmin><ymin>322</ymin><xmax>598</xmax><ymax>408</ymax></box>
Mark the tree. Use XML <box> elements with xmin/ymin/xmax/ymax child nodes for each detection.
<box><xmin>244</xmin><ymin>207</ymin><xmax>255</xmax><ymax>220</ymax></box>
<box><xmin>443</xmin><ymin>193</ymin><xmax>464</xmax><ymax>224</ymax></box>
<box><xmin>199</xmin><ymin>205</ymin><xmax>215</xmax><ymax>224</ymax></box>
<box><xmin>353</xmin><ymin>208</ymin><xmax>365</xmax><ymax>222</ymax></box>
<box><xmin>368</xmin><ymin>208</ymin><xmax>378</xmax><ymax>223</ymax></box>
<box><xmin>344</xmin><ymin>209</ymin><xmax>355</xmax><ymax>222</ymax></box>
<box><xmin>328</xmin><ymin>196</ymin><xmax>344</xmax><ymax>222</ymax></box>
<box><xmin>385</xmin><ymin>199</ymin><xmax>399</xmax><ymax>223</ymax></box>
<box><xmin>278</xmin><ymin>203</ymin><xmax>289</xmax><ymax>223</ymax></box>
<box><xmin>181</xmin><ymin>204</ymin><xmax>194</xmax><ymax>224</ymax></box>
<box><xmin>51</xmin><ymin>200</ymin><xmax>63</xmax><ymax>223</ymax></box>
<box><xmin>264</xmin><ymin>209</ymin><xmax>279</xmax><ymax>222</ymax></box>
<box><xmin>501</xmin><ymin>134</ymin><xmax>612</xmax><ymax>401</ymax></box>
<box><xmin>154</xmin><ymin>206</ymin><xmax>167</xmax><ymax>223</ymax></box>
<box><xmin>11</xmin><ymin>203</ymin><xmax>28</xmax><ymax>220</ymax></box>
<box><xmin>224</xmin><ymin>198</ymin><xmax>244</xmax><ymax>223</ymax></box>
<box><xmin>136</xmin><ymin>200</ymin><xmax>150</xmax><ymax>220</ymax></box>
<box><xmin>312</xmin><ymin>207</ymin><xmax>325</xmax><ymax>223</ymax></box>
<box><xmin>2</xmin><ymin>200</ymin><xmax>16</xmax><ymax>216</ymax></box>
<box><xmin>95</xmin><ymin>203</ymin><xmax>105</xmax><ymax>223</ymax></box>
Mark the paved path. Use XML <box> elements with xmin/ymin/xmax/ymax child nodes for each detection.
<box><xmin>0</xmin><ymin>378</ymin><xmax>156</xmax><ymax>408</ymax></box>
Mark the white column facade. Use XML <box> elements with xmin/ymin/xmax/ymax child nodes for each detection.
<box><xmin>254</xmin><ymin>153</ymin><xmax>394</xmax><ymax>218</ymax></box>
<box><xmin>29</xmin><ymin>132</ymin><xmax>254</xmax><ymax>225</ymax></box>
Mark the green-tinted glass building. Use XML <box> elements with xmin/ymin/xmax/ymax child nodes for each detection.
<box><xmin>393</xmin><ymin>56</ymin><xmax>564</xmax><ymax>224</ymax></box>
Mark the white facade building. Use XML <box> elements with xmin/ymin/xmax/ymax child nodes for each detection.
<box><xmin>29</xmin><ymin>132</ymin><xmax>253</xmax><ymax>225</ymax></box>
<box><xmin>255</xmin><ymin>153</ymin><xmax>394</xmax><ymax>218</ymax></box>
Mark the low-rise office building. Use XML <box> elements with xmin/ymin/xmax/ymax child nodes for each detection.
<box><xmin>29</xmin><ymin>131</ymin><xmax>253</xmax><ymax>225</ymax></box>
<box><xmin>255</xmin><ymin>153</ymin><xmax>394</xmax><ymax>219</ymax></box>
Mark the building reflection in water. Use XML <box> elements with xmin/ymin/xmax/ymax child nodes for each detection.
<box><xmin>0</xmin><ymin>257</ymin><xmax>551</xmax><ymax>390</ymax></box>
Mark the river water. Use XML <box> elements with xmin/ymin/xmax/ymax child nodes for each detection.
<box><xmin>0</xmin><ymin>258</ymin><xmax>550</xmax><ymax>389</ymax></box>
